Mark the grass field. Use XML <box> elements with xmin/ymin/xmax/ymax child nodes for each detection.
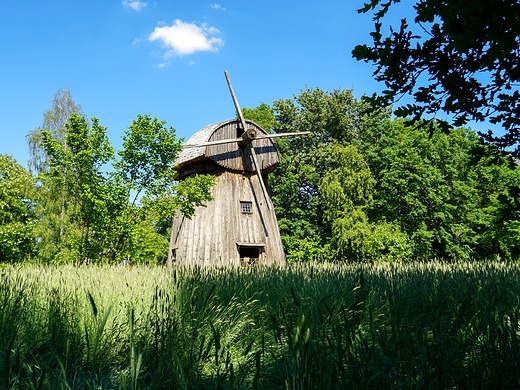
<box><xmin>1</xmin><ymin>261</ymin><xmax>520</xmax><ymax>389</ymax></box>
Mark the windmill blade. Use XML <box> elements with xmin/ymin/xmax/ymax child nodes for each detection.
<box><xmin>225</xmin><ymin>70</ymin><xmax>248</xmax><ymax>131</ymax></box>
<box><xmin>223</xmin><ymin>71</ymin><xmax>302</xmax><ymax>212</ymax></box>
<box><xmin>183</xmin><ymin>131</ymin><xmax>311</xmax><ymax>148</ymax></box>
<box><xmin>248</xmin><ymin>143</ymin><xmax>273</xmax><ymax>211</ymax></box>
<box><xmin>183</xmin><ymin>137</ymin><xmax>243</xmax><ymax>148</ymax></box>
<box><xmin>256</xmin><ymin>131</ymin><xmax>311</xmax><ymax>140</ymax></box>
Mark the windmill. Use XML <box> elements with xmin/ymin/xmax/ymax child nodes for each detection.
<box><xmin>167</xmin><ymin>71</ymin><xmax>309</xmax><ymax>266</ymax></box>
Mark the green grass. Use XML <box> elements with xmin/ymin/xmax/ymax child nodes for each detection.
<box><xmin>1</xmin><ymin>261</ymin><xmax>520</xmax><ymax>389</ymax></box>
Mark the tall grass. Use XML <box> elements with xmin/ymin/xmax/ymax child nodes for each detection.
<box><xmin>1</xmin><ymin>261</ymin><xmax>520</xmax><ymax>389</ymax></box>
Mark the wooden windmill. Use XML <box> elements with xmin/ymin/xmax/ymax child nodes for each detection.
<box><xmin>167</xmin><ymin>71</ymin><xmax>308</xmax><ymax>266</ymax></box>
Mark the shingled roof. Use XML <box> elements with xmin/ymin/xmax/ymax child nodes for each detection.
<box><xmin>174</xmin><ymin>120</ymin><xmax>229</xmax><ymax>167</ymax></box>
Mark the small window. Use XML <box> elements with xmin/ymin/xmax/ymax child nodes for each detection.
<box><xmin>240</xmin><ymin>201</ymin><xmax>252</xmax><ymax>214</ymax></box>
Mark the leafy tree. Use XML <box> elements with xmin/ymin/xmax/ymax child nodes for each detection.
<box><xmin>111</xmin><ymin>114</ymin><xmax>215</xmax><ymax>263</ymax></box>
<box><xmin>242</xmin><ymin>103</ymin><xmax>276</xmax><ymax>131</ymax></box>
<box><xmin>41</xmin><ymin>114</ymin><xmax>114</xmax><ymax>262</ymax></box>
<box><xmin>31</xmin><ymin>174</ymin><xmax>82</xmax><ymax>263</ymax></box>
<box><xmin>248</xmin><ymin>88</ymin><xmax>519</xmax><ymax>262</ymax></box>
<box><xmin>258</xmin><ymin>87</ymin><xmax>398</xmax><ymax>262</ymax></box>
<box><xmin>359</xmin><ymin>120</ymin><xmax>481</xmax><ymax>259</ymax></box>
<box><xmin>352</xmin><ymin>0</ymin><xmax>520</xmax><ymax>157</ymax></box>
<box><xmin>320</xmin><ymin>142</ymin><xmax>410</xmax><ymax>261</ymax></box>
<box><xmin>31</xmin><ymin>103</ymin><xmax>214</xmax><ymax>264</ymax></box>
<box><xmin>0</xmin><ymin>155</ymin><xmax>36</xmax><ymax>263</ymax></box>
<box><xmin>359</xmin><ymin>119</ymin><xmax>520</xmax><ymax>260</ymax></box>
<box><xmin>27</xmin><ymin>88</ymin><xmax>84</xmax><ymax>261</ymax></box>
<box><xmin>474</xmin><ymin>150</ymin><xmax>520</xmax><ymax>259</ymax></box>
<box><xmin>28</xmin><ymin>89</ymin><xmax>215</xmax><ymax>264</ymax></box>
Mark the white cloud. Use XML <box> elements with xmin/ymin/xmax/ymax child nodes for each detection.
<box><xmin>149</xmin><ymin>19</ymin><xmax>223</xmax><ymax>57</ymax></box>
<box><xmin>123</xmin><ymin>0</ymin><xmax>147</xmax><ymax>11</ymax></box>
<box><xmin>210</xmin><ymin>4</ymin><xmax>226</xmax><ymax>11</ymax></box>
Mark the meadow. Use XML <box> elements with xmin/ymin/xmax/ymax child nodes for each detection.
<box><xmin>1</xmin><ymin>261</ymin><xmax>520</xmax><ymax>389</ymax></box>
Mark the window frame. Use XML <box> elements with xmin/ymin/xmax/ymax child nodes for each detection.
<box><xmin>240</xmin><ymin>200</ymin><xmax>253</xmax><ymax>214</ymax></box>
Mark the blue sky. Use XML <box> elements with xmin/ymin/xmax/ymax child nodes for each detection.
<box><xmin>1</xmin><ymin>1</ymin><xmax>403</xmax><ymax>168</ymax></box>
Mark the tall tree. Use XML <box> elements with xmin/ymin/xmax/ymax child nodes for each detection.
<box><xmin>352</xmin><ymin>0</ymin><xmax>520</xmax><ymax>157</ymax></box>
<box><xmin>27</xmin><ymin>87</ymin><xmax>83</xmax><ymax>175</ymax></box>
<box><xmin>41</xmin><ymin>114</ymin><xmax>114</xmax><ymax>262</ymax></box>
<box><xmin>359</xmin><ymin>120</ymin><xmax>481</xmax><ymax>259</ymax></box>
<box><xmin>258</xmin><ymin>87</ymin><xmax>393</xmax><ymax>262</ymax></box>
<box><xmin>319</xmin><ymin>142</ymin><xmax>410</xmax><ymax>261</ymax></box>
<box><xmin>362</xmin><ymin>119</ymin><xmax>520</xmax><ymax>260</ymax></box>
<box><xmin>27</xmin><ymin>87</ymin><xmax>84</xmax><ymax>255</ymax></box>
<box><xmin>32</xmin><ymin>108</ymin><xmax>214</xmax><ymax>264</ymax></box>
<box><xmin>248</xmin><ymin>88</ymin><xmax>519</xmax><ymax>262</ymax></box>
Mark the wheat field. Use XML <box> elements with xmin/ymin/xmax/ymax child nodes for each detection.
<box><xmin>1</xmin><ymin>261</ymin><xmax>520</xmax><ymax>389</ymax></box>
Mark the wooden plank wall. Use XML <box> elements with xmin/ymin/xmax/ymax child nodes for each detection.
<box><xmin>168</xmin><ymin>170</ymin><xmax>285</xmax><ymax>266</ymax></box>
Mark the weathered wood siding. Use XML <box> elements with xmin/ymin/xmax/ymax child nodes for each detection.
<box><xmin>206</xmin><ymin>121</ymin><xmax>280</xmax><ymax>172</ymax></box>
<box><xmin>168</xmin><ymin>170</ymin><xmax>285</xmax><ymax>266</ymax></box>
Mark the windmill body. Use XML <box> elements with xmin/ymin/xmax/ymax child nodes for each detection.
<box><xmin>167</xmin><ymin>119</ymin><xmax>286</xmax><ymax>266</ymax></box>
<box><xmin>167</xmin><ymin>71</ymin><xmax>308</xmax><ymax>266</ymax></box>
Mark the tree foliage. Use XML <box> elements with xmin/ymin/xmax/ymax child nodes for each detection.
<box><xmin>110</xmin><ymin>114</ymin><xmax>215</xmax><ymax>262</ymax></box>
<box><xmin>253</xmin><ymin>87</ymin><xmax>402</xmax><ymax>262</ymax></box>
<box><xmin>320</xmin><ymin>142</ymin><xmax>411</xmax><ymax>261</ymax></box>
<box><xmin>35</xmin><ymin>113</ymin><xmax>215</xmax><ymax>265</ymax></box>
<box><xmin>265</xmin><ymin>88</ymin><xmax>412</xmax><ymax>262</ymax></box>
<box><xmin>361</xmin><ymin>121</ymin><xmax>498</xmax><ymax>260</ymax></box>
<box><xmin>242</xmin><ymin>103</ymin><xmax>276</xmax><ymax>132</ymax></box>
<box><xmin>0</xmin><ymin>155</ymin><xmax>35</xmax><ymax>262</ymax></box>
<box><xmin>41</xmin><ymin>114</ymin><xmax>114</xmax><ymax>262</ymax></box>
<box><xmin>247</xmin><ymin>87</ymin><xmax>520</xmax><ymax>262</ymax></box>
<box><xmin>352</xmin><ymin>0</ymin><xmax>520</xmax><ymax>157</ymax></box>
<box><xmin>24</xmin><ymin>89</ymin><xmax>214</xmax><ymax>265</ymax></box>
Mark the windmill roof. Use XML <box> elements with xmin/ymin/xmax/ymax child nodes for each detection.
<box><xmin>174</xmin><ymin>118</ymin><xmax>280</xmax><ymax>177</ymax></box>
<box><xmin>174</xmin><ymin>120</ymin><xmax>230</xmax><ymax>167</ymax></box>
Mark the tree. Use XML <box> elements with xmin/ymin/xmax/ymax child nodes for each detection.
<box><xmin>319</xmin><ymin>142</ymin><xmax>411</xmax><ymax>261</ymax></box>
<box><xmin>358</xmin><ymin>118</ymin><xmax>520</xmax><ymax>260</ymax></box>
<box><xmin>38</xmin><ymin>113</ymin><xmax>215</xmax><ymax>264</ymax></box>
<box><xmin>353</xmin><ymin>0</ymin><xmax>520</xmax><ymax>157</ymax></box>
<box><xmin>27</xmin><ymin>88</ymin><xmax>84</xmax><ymax>261</ymax></box>
<box><xmin>27</xmin><ymin>87</ymin><xmax>83</xmax><ymax>175</ymax></box>
<box><xmin>473</xmin><ymin>149</ymin><xmax>520</xmax><ymax>259</ymax></box>
<box><xmin>0</xmin><ymin>155</ymin><xmax>36</xmax><ymax>263</ymax></box>
<box><xmin>256</xmin><ymin>87</ymin><xmax>396</xmax><ymax>262</ymax></box>
<box><xmin>248</xmin><ymin>88</ymin><xmax>519</xmax><ymax>262</ymax></box>
<box><xmin>29</xmin><ymin>90</ymin><xmax>214</xmax><ymax>264</ymax></box>
<box><xmin>41</xmin><ymin>114</ymin><xmax>114</xmax><ymax>262</ymax></box>
<box><xmin>359</xmin><ymin>120</ymin><xmax>481</xmax><ymax>259</ymax></box>
<box><xmin>242</xmin><ymin>103</ymin><xmax>276</xmax><ymax>132</ymax></box>
<box><xmin>111</xmin><ymin>114</ymin><xmax>214</xmax><ymax>263</ymax></box>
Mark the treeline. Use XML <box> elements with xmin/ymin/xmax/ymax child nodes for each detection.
<box><xmin>244</xmin><ymin>88</ymin><xmax>520</xmax><ymax>262</ymax></box>
<box><xmin>1</xmin><ymin>87</ymin><xmax>519</xmax><ymax>264</ymax></box>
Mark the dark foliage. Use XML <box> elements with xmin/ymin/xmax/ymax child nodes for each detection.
<box><xmin>353</xmin><ymin>0</ymin><xmax>520</xmax><ymax>157</ymax></box>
